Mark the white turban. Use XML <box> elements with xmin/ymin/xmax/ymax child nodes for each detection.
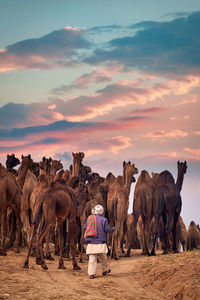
<box><xmin>92</xmin><ymin>204</ymin><xmax>104</xmax><ymax>215</ymax></box>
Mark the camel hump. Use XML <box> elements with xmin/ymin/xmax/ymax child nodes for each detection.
<box><xmin>115</xmin><ymin>175</ymin><xmax>123</xmax><ymax>186</ymax></box>
<box><xmin>139</xmin><ymin>170</ymin><xmax>151</xmax><ymax>183</ymax></box>
<box><xmin>159</xmin><ymin>170</ymin><xmax>175</xmax><ymax>184</ymax></box>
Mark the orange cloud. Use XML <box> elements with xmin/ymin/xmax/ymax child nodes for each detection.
<box><xmin>184</xmin><ymin>147</ymin><xmax>200</xmax><ymax>156</ymax></box>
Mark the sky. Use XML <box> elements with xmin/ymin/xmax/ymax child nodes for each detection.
<box><xmin>0</xmin><ymin>0</ymin><xmax>200</xmax><ymax>228</ymax></box>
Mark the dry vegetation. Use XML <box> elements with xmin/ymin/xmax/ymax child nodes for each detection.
<box><xmin>0</xmin><ymin>249</ymin><xmax>200</xmax><ymax>300</ymax></box>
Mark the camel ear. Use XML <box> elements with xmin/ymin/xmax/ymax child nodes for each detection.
<box><xmin>123</xmin><ymin>161</ymin><xmax>126</xmax><ymax>166</ymax></box>
<box><xmin>49</xmin><ymin>157</ymin><xmax>52</xmax><ymax>162</ymax></box>
<box><xmin>7</xmin><ymin>154</ymin><xmax>9</xmax><ymax>158</ymax></box>
<box><xmin>21</xmin><ymin>154</ymin><xmax>24</xmax><ymax>159</ymax></box>
<box><xmin>177</xmin><ymin>160</ymin><xmax>180</xmax><ymax>165</ymax></box>
<box><xmin>42</xmin><ymin>156</ymin><xmax>46</xmax><ymax>162</ymax></box>
<box><xmin>28</xmin><ymin>154</ymin><xmax>31</xmax><ymax>159</ymax></box>
<box><xmin>184</xmin><ymin>161</ymin><xmax>187</xmax><ymax>165</ymax></box>
<box><xmin>12</xmin><ymin>153</ymin><xmax>15</xmax><ymax>157</ymax></box>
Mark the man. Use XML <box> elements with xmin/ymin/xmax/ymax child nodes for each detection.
<box><xmin>84</xmin><ymin>204</ymin><xmax>115</xmax><ymax>279</ymax></box>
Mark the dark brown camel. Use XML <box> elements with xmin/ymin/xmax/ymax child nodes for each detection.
<box><xmin>23</xmin><ymin>179</ymin><xmax>88</xmax><ymax>270</ymax></box>
<box><xmin>151</xmin><ymin>170</ymin><xmax>182</xmax><ymax>255</ymax></box>
<box><xmin>6</xmin><ymin>154</ymin><xmax>20</xmax><ymax>176</ymax></box>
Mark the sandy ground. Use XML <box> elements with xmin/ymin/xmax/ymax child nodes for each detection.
<box><xmin>0</xmin><ymin>248</ymin><xmax>200</xmax><ymax>300</ymax></box>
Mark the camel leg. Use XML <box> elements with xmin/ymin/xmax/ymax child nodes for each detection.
<box><xmin>23</xmin><ymin>223</ymin><xmax>38</xmax><ymax>268</ymax></box>
<box><xmin>57</xmin><ymin>220</ymin><xmax>65</xmax><ymax>269</ymax></box>
<box><xmin>36</xmin><ymin>222</ymin><xmax>53</xmax><ymax>270</ymax></box>
<box><xmin>151</xmin><ymin>216</ymin><xmax>160</xmax><ymax>256</ymax></box>
<box><xmin>172</xmin><ymin>214</ymin><xmax>179</xmax><ymax>253</ymax></box>
<box><xmin>63</xmin><ymin>219</ymin><xmax>70</xmax><ymax>258</ymax></box>
<box><xmin>125</xmin><ymin>214</ymin><xmax>139</xmax><ymax>257</ymax></box>
<box><xmin>0</xmin><ymin>207</ymin><xmax>7</xmax><ymax>256</ymax></box>
<box><xmin>6</xmin><ymin>211</ymin><xmax>15</xmax><ymax>249</ymax></box>
<box><xmin>68</xmin><ymin>220</ymin><xmax>81</xmax><ymax>270</ymax></box>
<box><xmin>44</xmin><ymin>230</ymin><xmax>54</xmax><ymax>261</ymax></box>
<box><xmin>142</xmin><ymin>217</ymin><xmax>151</xmax><ymax>256</ymax></box>
<box><xmin>162</xmin><ymin>213</ymin><xmax>173</xmax><ymax>254</ymax></box>
<box><xmin>12</xmin><ymin>200</ymin><xmax>23</xmax><ymax>253</ymax></box>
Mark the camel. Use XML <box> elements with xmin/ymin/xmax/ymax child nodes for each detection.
<box><xmin>71</xmin><ymin>152</ymin><xmax>85</xmax><ymax>177</ymax></box>
<box><xmin>6</xmin><ymin>154</ymin><xmax>20</xmax><ymax>176</ymax></box>
<box><xmin>187</xmin><ymin>221</ymin><xmax>200</xmax><ymax>250</ymax></box>
<box><xmin>23</xmin><ymin>179</ymin><xmax>88</xmax><ymax>271</ymax></box>
<box><xmin>176</xmin><ymin>161</ymin><xmax>187</xmax><ymax>193</ymax></box>
<box><xmin>107</xmin><ymin>161</ymin><xmax>138</xmax><ymax>259</ymax></box>
<box><xmin>79</xmin><ymin>172</ymin><xmax>105</xmax><ymax>262</ymax></box>
<box><xmin>151</xmin><ymin>170</ymin><xmax>182</xmax><ymax>255</ymax></box>
<box><xmin>21</xmin><ymin>158</ymin><xmax>63</xmax><ymax>248</ymax></box>
<box><xmin>125</xmin><ymin>170</ymin><xmax>153</xmax><ymax>256</ymax></box>
<box><xmin>0</xmin><ymin>154</ymin><xmax>33</xmax><ymax>255</ymax></box>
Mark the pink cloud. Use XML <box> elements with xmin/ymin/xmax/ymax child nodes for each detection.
<box><xmin>142</xmin><ymin>129</ymin><xmax>188</xmax><ymax>139</ymax></box>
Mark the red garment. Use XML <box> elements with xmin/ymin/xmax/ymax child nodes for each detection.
<box><xmin>85</xmin><ymin>215</ymin><xmax>97</xmax><ymax>238</ymax></box>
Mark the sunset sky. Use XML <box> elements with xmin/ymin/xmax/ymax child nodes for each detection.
<box><xmin>0</xmin><ymin>0</ymin><xmax>200</xmax><ymax>227</ymax></box>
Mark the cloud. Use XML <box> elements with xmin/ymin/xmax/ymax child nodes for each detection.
<box><xmin>86</xmin><ymin>11</ymin><xmax>200</xmax><ymax>76</ymax></box>
<box><xmin>142</xmin><ymin>129</ymin><xmax>188</xmax><ymax>139</ymax></box>
<box><xmin>52</xmin><ymin>67</ymin><xmax>112</xmax><ymax>94</ymax></box>
<box><xmin>0</xmin><ymin>27</ymin><xmax>91</xmax><ymax>72</ymax></box>
<box><xmin>184</xmin><ymin>147</ymin><xmax>200</xmax><ymax>156</ymax></box>
<box><xmin>0</xmin><ymin>119</ymin><xmax>96</xmax><ymax>139</ymax></box>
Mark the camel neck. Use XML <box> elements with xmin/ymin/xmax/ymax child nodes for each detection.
<box><xmin>176</xmin><ymin>173</ymin><xmax>184</xmax><ymax>192</ymax></box>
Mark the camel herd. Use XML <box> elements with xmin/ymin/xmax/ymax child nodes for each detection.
<box><xmin>0</xmin><ymin>152</ymin><xmax>200</xmax><ymax>271</ymax></box>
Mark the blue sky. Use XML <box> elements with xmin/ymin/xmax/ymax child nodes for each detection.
<box><xmin>0</xmin><ymin>0</ymin><xmax>200</xmax><ymax>227</ymax></box>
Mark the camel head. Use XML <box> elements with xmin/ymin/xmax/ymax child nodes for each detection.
<box><xmin>51</xmin><ymin>159</ymin><xmax>63</xmax><ymax>172</ymax></box>
<box><xmin>20</xmin><ymin>154</ymin><xmax>33</xmax><ymax>170</ymax></box>
<box><xmin>123</xmin><ymin>161</ymin><xmax>138</xmax><ymax>184</ymax></box>
<box><xmin>72</xmin><ymin>152</ymin><xmax>85</xmax><ymax>176</ymax></box>
<box><xmin>31</xmin><ymin>162</ymin><xmax>40</xmax><ymax>178</ymax></box>
<box><xmin>39</xmin><ymin>156</ymin><xmax>52</xmax><ymax>175</ymax></box>
<box><xmin>6</xmin><ymin>153</ymin><xmax>20</xmax><ymax>169</ymax></box>
<box><xmin>177</xmin><ymin>160</ymin><xmax>188</xmax><ymax>174</ymax></box>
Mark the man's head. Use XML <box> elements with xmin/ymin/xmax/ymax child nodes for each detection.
<box><xmin>92</xmin><ymin>204</ymin><xmax>104</xmax><ymax>215</ymax></box>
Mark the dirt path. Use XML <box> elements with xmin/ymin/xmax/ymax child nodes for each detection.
<box><xmin>0</xmin><ymin>249</ymin><xmax>200</xmax><ymax>300</ymax></box>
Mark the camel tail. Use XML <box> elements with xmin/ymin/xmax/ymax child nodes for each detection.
<box><xmin>112</xmin><ymin>197</ymin><xmax>118</xmax><ymax>221</ymax></box>
<box><xmin>141</xmin><ymin>191</ymin><xmax>147</xmax><ymax>218</ymax></box>
<box><xmin>32</xmin><ymin>202</ymin><xmax>43</xmax><ymax>225</ymax></box>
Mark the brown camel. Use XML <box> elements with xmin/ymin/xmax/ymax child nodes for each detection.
<box><xmin>176</xmin><ymin>161</ymin><xmax>187</xmax><ymax>193</ymax></box>
<box><xmin>107</xmin><ymin>161</ymin><xmax>138</xmax><ymax>259</ymax></box>
<box><xmin>20</xmin><ymin>157</ymin><xmax>62</xmax><ymax>246</ymax></box>
<box><xmin>23</xmin><ymin>179</ymin><xmax>88</xmax><ymax>270</ymax></box>
<box><xmin>187</xmin><ymin>221</ymin><xmax>200</xmax><ymax>250</ymax></box>
<box><xmin>125</xmin><ymin>170</ymin><xmax>153</xmax><ymax>256</ymax></box>
<box><xmin>0</xmin><ymin>155</ymin><xmax>32</xmax><ymax>255</ymax></box>
<box><xmin>151</xmin><ymin>170</ymin><xmax>182</xmax><ymax>255</ymax></box>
